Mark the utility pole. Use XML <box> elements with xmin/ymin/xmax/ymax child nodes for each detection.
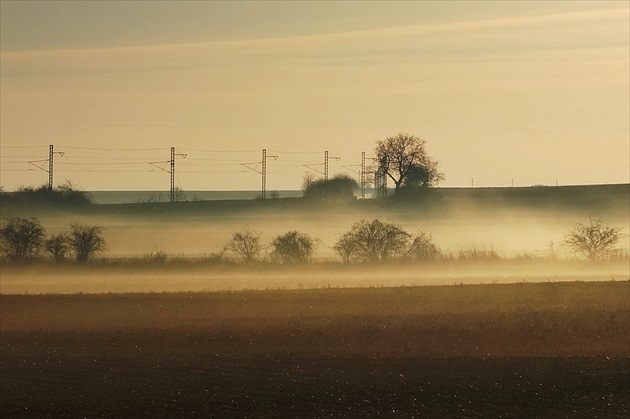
<box><xmin>260</xmin><ymin>149</ymin><xmax>279</xmax><ymax>200</ymax></box>
<box><xmin>149</xmin><ymin>147</ymin><xmax>186</xmax><ymax>202</ymax></box>
<box><xmin>29</xmin><ymin>145</ymin><xmax>64</xmax><ymax>190</ymax></box>
<box><xmin>376</xmin><ymin>155</ymin><xmax>388</xmax><ymax>198</ymax></box>
<box><xmin>361</xmin><ymin>152</ymin><xmax>366</xmax><ymax>199</ymax></box>
<box><xmin>304</xmin><ymin>150</ymin><xmax>339</xmax><ymax>181</ymax></box>
<box><xmin>48</xmin><ymin>145</ymin><xmax>65</xmax><ymax>190</ymax></box>
<box><xmin>48</xmin><ymin>145</ymin><xmax>54</xmax><ymax>190</ymax></box>
<box><xmin>170</xmin><ymin>147</ymin><xmax>175</xmax><ymax>202</ymax></box>
<box><xmin>242</xmin><ymin>149</ymin><xmax>277</xmax><ymax>200</ymax></box>
<box><xmin>347</xmin><ymin>152</ymin><xmax>377</xmax><ymax>199</ymax></box>
<box><xmin>170</xmin><ymin>147</ymin><xmax>187</xmax><ymax>203</ymax></box>
<box><xmin>262</xmin><ymin>148</ymin><xmax>267</xmax><ymax>200</ymax></box>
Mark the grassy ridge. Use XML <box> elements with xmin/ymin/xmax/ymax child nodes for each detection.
<box><xmin>93</xmin><ymin>183</ymin><xmax>630</xmax><ymax>218</ymax></box>
<box><xmin>2</xmin><ymin>183</ymin><xmax>628</xmax><ymax>218</ymax></box>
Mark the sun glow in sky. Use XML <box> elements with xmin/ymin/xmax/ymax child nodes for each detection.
<box><xmin>1</xmin><ymin>1</ymin><xmax>628</xmax><ymax>191</ymax></box>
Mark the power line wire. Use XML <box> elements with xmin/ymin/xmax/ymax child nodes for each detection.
<box><xmin>269</xmin><ymin>150</ymin><xmax>322</xmax><ymax>155</ymax></box>
<box><xmin>178</xmin><ymin>148</ymin><xmax>258</xmax><ymax>153</ymax></box>
<box><xmin>57</xmin><ymin>145</ymin><xmax>170</xmax><ymax>151</ymax></box>
<box><xmin>0</xmin><ymin>145</ymin><xmax>48</xmax><ymax>149</ymax></box>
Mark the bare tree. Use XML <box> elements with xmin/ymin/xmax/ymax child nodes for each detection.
<box><xmin>69</xmin><ymin>223</ymin><xmax>106</xmax><ymax>263</ymax></box>
<box><xmin>224</xmin><ymin>228</ymin><xmax>264</xmax><ymax>262</ymax></box>
<box><xmin>333</xmin><ymin>233</ymin><xmax>358</xmax><ymax>264</ymax></box>
<box><xmin>563</xmin><ymin>217</ymin><xmax>623</xmax><ymax>261</ymax></box>
<box><xmin>375</xmin><ymin>133</ymin><xmax>444</xmax><ymax>192</ymax></box>
<box><xmin>271</xmin><ymin>231</ymin><xmax>317</xmax><ymax>264</ymax></box>
<box><xmin>45</xmin><ymin>232</ymin><xmax>71</xmax><ymax>263</ymax></box>
<box><xmin>334</xmin><ymin>219</ymin><xmax>411</xmax><ymax>263</ymax></box>
<box><xmin>302</xmin><ymin>173</ymin><xmax>317</xmax><ymax>192</ymax></box>
<box><xmin>0</xmin><ymin>217</ymin><xmax>46</xmax><ymax>261</ymax></box>
<box><xmin>407</xmin><ymin>231</ymin><xmax>441</xmax><ymax>261</ymax></box>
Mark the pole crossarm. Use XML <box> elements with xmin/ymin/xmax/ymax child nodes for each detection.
<box><xmin>148</xmin><ymin>161</ymin><xmax>171</xmax><ymax>173</ymax></box>
<box><xmin>27</xmin><ymin>159</ymin><xmax>50</xmax><ymax>172</ymax></box>
<box><xmin>342</xmin><ymin>164</ymin><xmax>362</xmax><ymax>175</ymax></box>
<box><xmin>240</xmin><ymin>162</ymin><xmax>263</xmax><ymax>174</ymax></box>
<box><xmin>303</xmin><ymin>163</ymin><xmax>326</xmax><ymax>175</ymax></box>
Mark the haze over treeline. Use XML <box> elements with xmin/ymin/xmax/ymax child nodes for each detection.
<box><xmin>2</xmin><ymin>183</ymin><xmax>627</xmax><ymax>268</ymax></box>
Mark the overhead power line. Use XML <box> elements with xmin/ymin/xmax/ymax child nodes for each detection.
<box><xmin>56</xmin><ymin>145</ymin><xmax>170</xmax><ymax>151</ymax></box>
<box><xmin>3</xmin><ymin>144</ymin><xmax>383</xmax><ymax>197</ymax></box>
<box><xmin>179</xmin><ymin>148</ymin><xmax>259</xmax><ymax>153</ymax></box>
<box><xmin>1</xmin><ymin>145</ymin><xmax>49</xmax><ymax>149</ymax></box>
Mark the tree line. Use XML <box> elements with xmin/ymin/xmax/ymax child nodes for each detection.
<box><xmin>0</xmin><ymin>216</ymin><xmax>623</xmax><ymax>265</ymax></box>
<box><xmin>223</xmin><ymin>218</ymin><xmax>623</xmax><ymax>264</ymax></box>
<box><xmin>0</xmin><ymin>218</ymin><xmax>105</xmax><ymax>263</ymax></box>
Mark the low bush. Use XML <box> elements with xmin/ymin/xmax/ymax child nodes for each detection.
<box><xmin>69</xmin><ymin>223</ymin><xmax>107</xmax><ymax>263</ymax></box>
<box><xmin>44</xmin><ymin>233</ymin><xmax>71</xmax><ymax>263</ymax></box>
<box><xmin>302</xmin><ymin>174</ymin><xmax>359</xmax><ymax>201</ymax></box>
<box><xmin>271</xmin><ymin>231</ymin><xmax>318</xmax><ymax>264</ymax></box>
<box><xmin>0</xmin><ymin>182</ymin><xmax>93</xmax><ymax>208</ymax></box>
<box><xmin>224</xmin><ymin>228</ymin><xmax>264</xmax><ymax>262</ymax></box>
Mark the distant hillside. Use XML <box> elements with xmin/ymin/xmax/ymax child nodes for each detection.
<box><xmin>423</xmin><ymin>184</ymin><xmax>629</xmax><ymax>214</ymax></box>
<box><xmin>2</xmin><ymin>184</ymin><xmax>628</xmax><ymax>222</ymax></box>
<box><xmin>88</xmin><ymin>183</ymin><xmax>630</xmax><ymax>221</ymax></box>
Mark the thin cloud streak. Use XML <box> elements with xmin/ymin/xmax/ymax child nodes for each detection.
<box><xmin>2</xmin><ymin>7</ymin><xmax>627</xmax><ymax>57</ymax></box>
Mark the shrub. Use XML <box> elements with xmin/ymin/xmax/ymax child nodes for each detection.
<box><xmin>0</xmin><ymin>182</ymin><xmax>93</xmax><ymax>207</ymax></box>
<box><xmin>333</xmin><ymin>233</ymin><xmax>359</xmax><ymax>264</ymax></box>
<box><xmin>0</xmin><ymin>217</ymin><xmax>46</xmax><ymax>261</ymax></box>
<box><xmin>302</xmin><ymin>174</ymin><xmax>359</xmax><ymax>201</ymax></box>
<box><xmin>563</xmin><ymin>217</ymin><xmax>623</xmax><ymax>261</ymax></box>
<box><xmin>224</xmin><ymin>228</ymin><xmax>264</xmax><ymax>262</ymax></box>
<box><xmin>145</xmin><ymin>246</ymin><xmax>168</xmax><ymax>264</ymax></box>
<box><xmin>270</xmin><ymin>231</ymin><xmax>317</xmax><ymax>264</ymax></box>
<box><xmin>44</xmin><ymin>233</ymin><xmax>71</xmax><ymax>263</ymax></box>
<box><xmin>56</xmin><ymin>181</ymin><xmax>94</xmax><ymax>206</ymax></box>
<box><xmin>407</xmin><ymin>231</ymin><xmax>441</xmax><ymax>261</ymax></box>
<box><xmin>334</xmin><ymin>219</ymin><xmax>411</xmax><ymax>263</ymax></box>
<box><xmin>69</xmin><ymin>223</ymin><xmax>106</xmax><ymax>263</ymax></box>
<box><xmin>456</xmin><ymin>247</ymin><xmax>501</xmax><ymax>262</ymax></box>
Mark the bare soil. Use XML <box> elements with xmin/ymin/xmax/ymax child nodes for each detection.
<box><xmin>1</xmin><ymin>281</ymin><xmax>629</xmax><ymax>418</ymax></box>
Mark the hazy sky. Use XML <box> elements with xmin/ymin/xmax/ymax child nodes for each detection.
<box><xmin>1</xmin><ymin>1</ymin><xmax>628</xmax><ymax>191</ymax></box>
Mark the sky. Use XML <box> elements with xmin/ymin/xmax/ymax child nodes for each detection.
<box><xmin>1</xmin><ymin>0</ymin><xmax>628</xmax><ymax>192</ymax></box>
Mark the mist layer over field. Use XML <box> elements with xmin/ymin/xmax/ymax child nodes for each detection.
<box><xmin>1</xmin><ymin>185</ymin><xmax>627</xmax><ymax>294</ymax></box>
<box><xmin>12</xmin><ymin>185</ymin><xmax>630</xmax><ymax>256</ymax></box>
